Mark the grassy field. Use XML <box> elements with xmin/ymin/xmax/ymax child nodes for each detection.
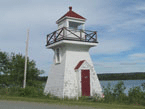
<box><xmin>0</xmin><ymin>95</ymin><xmax>145</xmax><ymax>109</ymax></box>
<box><xmin>0</xmin><ymin>81</ymin><xmax>145</xmax><ymax>108</ymax></box>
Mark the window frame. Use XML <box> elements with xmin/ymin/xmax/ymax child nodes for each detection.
<box><xmin>55</xmin><ymin>48</ymin><xmax>61</xmax><ymax>64</ymax></box>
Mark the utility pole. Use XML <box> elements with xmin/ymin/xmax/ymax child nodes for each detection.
<box><xmin>23</xmin><ymin>29</ymin><xmax>29</xmax><ymax>88</ymax></box>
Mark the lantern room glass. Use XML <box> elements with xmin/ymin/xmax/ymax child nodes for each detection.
<box><xmin>69</xmin><ymin>21</ymin><xmax>84</xmax><ymax>30</ymax></box>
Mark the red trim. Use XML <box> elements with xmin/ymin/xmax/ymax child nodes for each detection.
<box><xmin>56</xmin><ymin>7</ymin><xmax>86</xmax><ymax>23</ymax></box>
<box><xmin>74</xmin><ymin>60</ymin><xmax>85</xmax><ymax>70</ymax></box>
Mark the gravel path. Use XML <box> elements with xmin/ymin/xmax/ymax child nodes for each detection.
<box><xmin>0</xmin><ymin>100</ymin><xmax>98</xmax><ymax>109</ymax></box>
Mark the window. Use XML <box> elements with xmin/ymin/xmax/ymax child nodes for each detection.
<box><xmin>55</xmin><ymin>48</ymin><xmax>61</xmax><ymax>64</ymax></box>
<box><xmin>56</xmin><ymin>48</ymin><xmax>60</xmax><ymax>62</ymax></box>
<box><xmin>69</xmin><ymin>21</ymin><xmax>83</xmax><ymax>30</ymax></box>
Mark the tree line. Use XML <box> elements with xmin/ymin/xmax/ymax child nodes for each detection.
<box><xmin>97</xmin><ymin>72</ymin><xmax>145</xmax><ymax>80</ymax></box>
<box><xmin>0</xmin><ymin>50</ymin><xmax>44</xmax><ymax>87</ymax></box>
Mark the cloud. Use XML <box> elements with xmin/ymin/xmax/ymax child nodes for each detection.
<box><xmin>114</xmin><ymin>18</ymin><xmax>145</xmax><ymax>32</ymax></box>
<box><xmin>120</xmin><ymin>62</ymin><xmax>137</xmax><ymax>65</ymax></box>
<box><xmin>90</xmin><ymin>37</ymin><xmax>136</xmax><ymax>55</ymax></box>
<box><xmin>98</xmin><ymin>1</ymin><xmax>145</xmax><ymax>32</ymax></box>
<box><xmin>129</xmin><ymin>53</ymin><xmax>145</xmax><ymax>59</ymax></box>
<box><xmin>135</xmin><ymin>4</ymin><xmax>145</xmax><ymax>11</ymax></box>
<box><xmin>93</xmin><ymin>59</ymin><xmax>145</xmax><ymax>74</ymax></box>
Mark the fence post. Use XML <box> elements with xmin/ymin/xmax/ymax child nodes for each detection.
<box><xmin>46</xmin><ymin>35</ymin><xmax>48</xmax><ymax>45</ymax></box>
<box><xmin>63</xmin><ymin>27</ymin><xmax>65</xmax><ymax>39</ymax></box>
<box><xmin>80</xmin><ymin>30</ymin><xmax>82</xmax><ymax>41</ymax></box>
<box><xmin>95</xmin><ymin>31</ymin><xmax>97</xmax><ymax>42</ymax></box>
<box><xmin>54</xmin><ymin>31</ymin><xmax>56</xmax><ymax>42</ymax></box>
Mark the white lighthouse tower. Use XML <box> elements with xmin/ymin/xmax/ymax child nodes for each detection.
<box><xmin>44</xmin><ymin>7</ymin><xmax>103</xmax><ymax>99</ymax></box>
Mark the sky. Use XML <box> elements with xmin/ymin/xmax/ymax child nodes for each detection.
<box><xmin>0</xmin><ymin>0</ymin><xmax>145</xmax><ymax>76</ymax></box>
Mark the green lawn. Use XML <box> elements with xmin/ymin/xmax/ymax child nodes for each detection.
<box><xmin>0</xmin><ymin>95</ymin><xmax>145</xmax><ymax>109</ymax></box>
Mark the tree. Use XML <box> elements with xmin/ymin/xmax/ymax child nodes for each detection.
<box><xmin>0</xmin><ymin>51</ymin><xmax>11</xmax><ymax>86</ymax></box>
<box><xmin>0</xmin><ymin>51</ymin><xmax>10</xmax><ymax>74</ymax></box>
<box><xmin>0</xmin><ymin>50</ymin><xmax>44</xmax><ymax>87</ymax></box>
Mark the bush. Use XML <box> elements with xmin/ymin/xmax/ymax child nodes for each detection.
<box><xmin>128</xmin><ymin>86</ymin><xmax>145</xmax><ymax>105</ymax></box>
<box><xmin>0</xmin><ymin>86</ymin><xmax>44</xmax><ymax>97</ymax></box>
<box><xmin>103</xmin><ymin>82</ymin><xmax>114</xmax><ymax>103</ymax></box>
<box><xmin>21</xmin><ymin>86</ymin><xmax>44</xmax><ymax>97</ymax></box>
<box><xmin>103</xmin><ymin>81</ymin><xmax>128</xmax><ymax>104</ymax></box>
<box><xmin>113</xmin><ymin>81</ymin><xmax>126</xmax><ymax>97</ymax></box>
<box><xmin>0</xmin><ymin>87</ymin><xmax>8</xmax><ymax>95</ymax></box>
<box><xmin>141</xmin><ymin>82</ymin><xmax>145</xmax><ymax>91</ymax></box>
<box><xmin>8</xmin><ymin>86</ymin><xmax>22</xmax><ymax>96</ymax></box>
<box><xmin>112</xmin><ymin>81</ymin><xmax>126</xmax><ymax>103</ymax></box>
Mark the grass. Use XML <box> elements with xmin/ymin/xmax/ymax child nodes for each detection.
<box><xmin>0</xmin><ymin>95</ymin><xmax>145</xmax><ymax>109</ymax></box>
<box><xmin>0</xmin><ymin>81</ymin><xmax>145</xmax><ymax>109</ymax></box>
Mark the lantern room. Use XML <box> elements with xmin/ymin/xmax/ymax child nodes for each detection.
<box><xmin>56</xmin><ymin>7</ymin><xmax>86</xmax><ymax>30</ymax></box>
<box><xmin>46</xmin><ymin>7</ymin><xmax>98</xmax><ymax>46</ymax></box>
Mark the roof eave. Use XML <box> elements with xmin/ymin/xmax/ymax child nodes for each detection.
<box><xmin>56</xmin><ymin>16</ymin><xmax>86</xmax><ymax>24</ymax></box>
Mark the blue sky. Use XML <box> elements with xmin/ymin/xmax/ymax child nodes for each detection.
<box><xmin>0</xmin><ymin>0</ymin><xmax>145</xmax><ymax>76</ymax></box>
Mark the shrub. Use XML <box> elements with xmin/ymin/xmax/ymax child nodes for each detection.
<box><xmin>103</xmin><ymin>81</ymin><xmax>128</xmax><ymax>104</ymax></box>
<box><xmin>0</xmin><ymin>86</ymin><xmax>44</xmax><ymax>97</ymax></box>
<box><xmin>22</xmin><ymin>86</ymin><xmax>44</xmax><ymax>97</ymax></box>
<box><xmin>0</xmin><ymin>87</ymin><xmax>8</xmax><ymax>95</ymax></box>
<box><xmin>103</xmin><ymin>82</ymin><xmax>114</xmax><ymax>103</ymax></box>
<box><xmin>141</xmin><ymin>82</ymin><xmax>145</xmax><ymax>91</ymax></box>
<box><xmin>113</xmin><ymin>81</ymin><xmax>126</xmax><ymax>97</ymax></box>
<box><xmin>112</xmin><ymin>81</ymin><xmax>126</xmax><ymax>102</ymax></box>
<box><xmin>128</xmin><ymin>86</ymin><xmax>144</xmax><ymax>104</ymax></box>
<box><xmin>8</xmin><ymin>86</ymin><xmax>22</xmax><ymax>96</ymax></box>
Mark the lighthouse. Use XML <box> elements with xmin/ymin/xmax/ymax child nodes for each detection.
<box><xmin>44</xmin><ymin>7</ymin><xmax>103</xmax><ymax>99</ymax></box>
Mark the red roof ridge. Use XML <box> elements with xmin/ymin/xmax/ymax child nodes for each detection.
<box><xmin>56</xmin><ymin>7</ymin><xmax>86</xmax><ymax>24</ymax></box>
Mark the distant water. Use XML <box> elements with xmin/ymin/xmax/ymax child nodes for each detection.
<box><xmin>100</xmin><ymin>80</ymin><xmax>145</xmax><ymax>95</ymax></box>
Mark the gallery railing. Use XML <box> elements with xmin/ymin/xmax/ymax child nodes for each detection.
<box><xmin>46</xmin><ymin>27</ymin><xmax>98</xmax><ymax>46</ymax></box>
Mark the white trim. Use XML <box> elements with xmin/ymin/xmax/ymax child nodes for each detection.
<box><xmin>56</xmin><ymin>16</ymin><xmax>86</xmax><ymax>24</ymax></box>
<box><xmin>67</xmin><ymin>19</ymin><xmax>85</xmax><ymax>24</ymax></box>
<box><xmin>46</xmin><ymin>40</ymin><xmax>97</xmax><ymax>49</ymax></box>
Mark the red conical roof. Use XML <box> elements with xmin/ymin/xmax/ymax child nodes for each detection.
<box><xmin>56</xmin><ymin>7</ymin><xmax>86</xmax><ymax>24</ymax></box>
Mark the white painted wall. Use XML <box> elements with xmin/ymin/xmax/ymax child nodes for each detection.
<box><xmin>63</xmin><ymin>44</ymin><xmax>91</xmax><ymax>98</ymax></box>
<box><xmin>58</xmin><ymin>19</ymin><xmax>67</xmax><ymax>29</ymax></box>
<box><xmin>44</xmin><ymin>41</ymin><xmax>103</xmax><ymax>99</ymax></box>
<box><xmin>44</xmin><ymin>45</ymin><xmax>66</xmax><ymax>97</ymax></box>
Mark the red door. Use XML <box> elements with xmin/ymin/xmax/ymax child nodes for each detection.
<box><xmin>81</xmin><ymin>70</ymin><xmax>90</xmax><ymax>96</ymax></box>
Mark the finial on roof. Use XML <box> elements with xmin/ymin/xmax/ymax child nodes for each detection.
<box><xmin>69</xmin><ymin>6</ymin><xmax>72</xmax><ymax>11</ymax></box>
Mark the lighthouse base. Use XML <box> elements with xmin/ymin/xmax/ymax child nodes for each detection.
<box><xmin>44</xmin><ymin>43</ymin><xmax>103</xmax><ymax>99</ymax></box>
<box><xmin>44</xmin><ymin>60</ymin><xmax>103</xmax><ymax>99</ymax></box>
